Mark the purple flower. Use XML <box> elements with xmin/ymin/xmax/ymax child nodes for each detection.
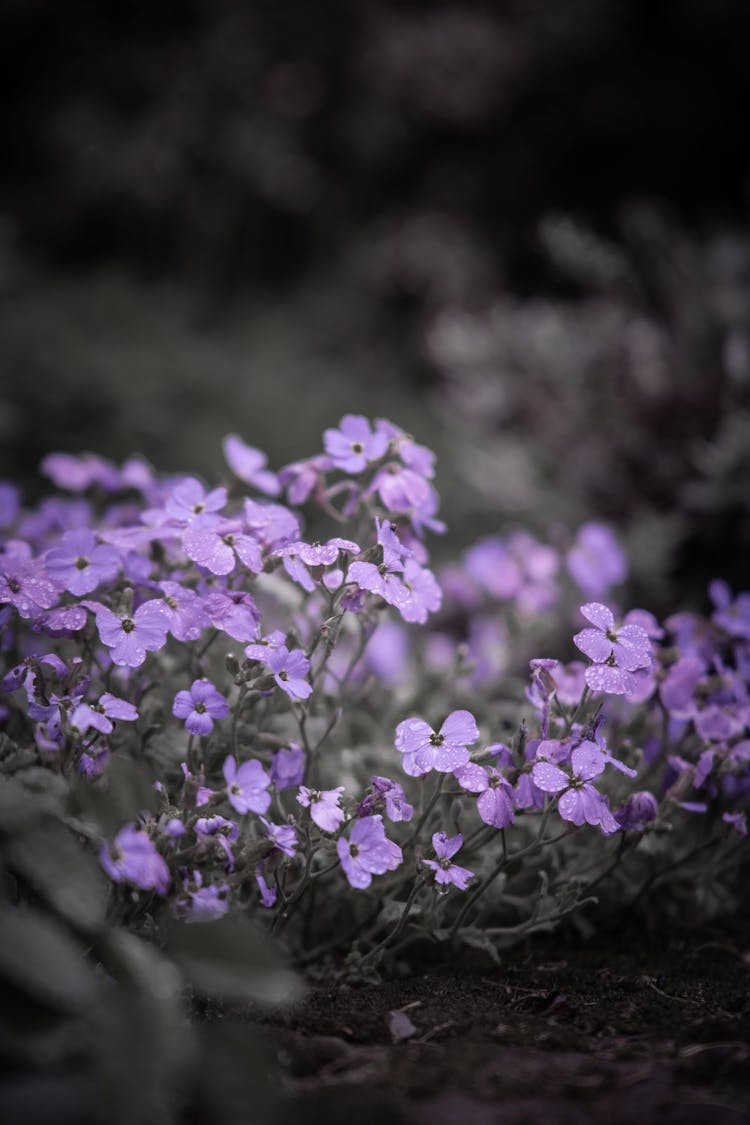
<box><xmin>615</xmin><ymin>791</ymin><xmax>659</xmax><ymax>832</ymax></box>
<box><xmin>183</xmin><ymin>517</ymin><xmax>262</xmax><ymax>576</ymax></box>
<box><xmin>337</xmin><ymin>814</ymin><xmax>402</xmax><ymax>889</ymax></box>
<box><xmin>279</xmin><ymin>454</ymin><xmax>329</xmax><ymax>505</ymax></box>
<box><xmin>41</xmin><ymin>452</ymin><xmax>121</xmax><ymax>493</ymax></box>
<box><xmin>195</xmin><ymin>814</ymin><xmax>239</xmax><ymax>869</ymax></box>
<box><xmin>395</xmin><ymin>709</ymin><xmax>479</xmax><ymax>777</ymax></box>
<box><xmin>156</xmin><ymin>581</ymin><xmax>209</xmax><ymax>642</ymax></box>
<box><xmin>180</xmin><ymin>871</ymin><xmax>230</xmax><ymax>922</ymax></box>
<box><xmin>532</xmin><ymin>742</ymin><xmax>619</xmax><ymax>833</ymax></box>
<box><xmin>723</xmin><ymin>811</ymin><xmax>747</xmax><ymax>837</ymax></box>
<box><xmin>86</xmin><ymin>599</ymin><xmax>168</xmax><ymax>667</ymax></box>
<box><xmin>100</xmin><ymin>824</ymin><xmax>170</xmax><ymax>894</ymax></box>
<box><xmin>164</xmin><ymin>477</ymin><xmax>227</xmax><ymax>524</ymax></box>
<box><xmin>455</xmin><ymin>764</ymin><xmax>516</xmax><ymax>829</ymax></box>
<box><xmin>423</xmin><ymin>832</ymin><xmax>474</xmax><ymax>890</ymax></box>
<box><xmin>173</xmin><ymin>679</ymin><xmax>229</xmax><ymax>736</ymax></box>
<box><xmin>270</xmin><ymin>743</ymin><xmax>306</xmax><ymax>790</ymax></box>
<box><xmin>274</xmin><ymin>537</ymin><xmax>360</xmax><ymax>591</ymax></box>
<box><xmin>566</xmin><ymin>523</ymin><xmax>627</xmax><ymax>599</ymax></box>
<box><xmin>243</xmin><ymin>497</ymin><xmax>299</xmax><ymax>549</ymax></box>
<box><xmin>660</xmin><ymin>656</ymin><xmax>705</xmax><ymax>718</ymax></box>
<box><xmin>256</xmin><ymin>869</ymin><xmax>277</xmax><ymax>909</ymax></box>
<box><xmin>244</xmin><ymin>629</ymin><xmax>286</xmax><ymax>662</ymax></box>
<box><xmin>370</xmin><ymin>463</ymin><xmax>431</xmax><ymax>517</ymax></box>
<box><xmin>0</xmin><ymin>547</ymin><xmax>58</xmax><ymax>619</ymax></box>
<box><xmin>260</xmin><ymin>817</ymin><xmax>298</xmax><ymax>857</ymax></box>
<box><xmin>223</xmin><ymin>434</ymin><xmax>281</xmax><ymax>496</ymax></box>
<box><xmin>71</xmin><ymin>692</ymin><xmax>138</xmax><ymax>735</ymax></box>
<box><xmin>266</xmin><ymin>645</ymin><xmax>313</xmax><ymax>701</ymax></box>
<box><xmin>44</xmin><ymin>528</ymin><xmax>121</xmax><ymax>596</ymax></box>
<box><xmin>203</xmin><ymin>589</ymin><xmax>260</xmax><ymax>642</ymax></box>
<box><xmin>32</xmin><ymin>604</ymin><xmax>88</xmax><ymax>636</ymax></box>
<box><xmin>399</xmin><ymin>559</ymin><xmax>442</xmax><ymax>624</ymax></box>
<box><xmin>358</xmin><ymin>776</ymin><xmax>414</xmax><ymax>822</ymax></box>
<box><xmin>0</xmin><ymin>482</ymin><xmax>20</xmax><ymax>528</ymax></box>
<box><xmin>296</xmin><ymin>785</ymin><xmax>345</xmax><ymax>832</ymax></box>
<box><xmin>710</xmin><ymin>580</ymin><xmax>750</xmax><ymax>640</ymax></box>
<box><xmin>573</xmin><ymin>602</ymin><xmax>652</xmax><ymax>695</ymax></box>
<box><xmin>324</xmin><ymin>414</ymin><xmax>389</xmax><ymax>474</ymax></box>
<box><xmin>223</xmin><ymin>756</ymin><xmax>271</xmax><ymax>815</ymax></box>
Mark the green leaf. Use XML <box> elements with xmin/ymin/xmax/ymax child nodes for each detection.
<box><xmin>458</xmin><ymin>927</ymin><xmax>502</xmax><ymax>965</ymax></box>
<box><xmin>5</xmin><ymin>822</ymin><xmax>107</xmax><ymax>933</ymax></box>
<box><xmin>0</xmin><ymin>906</ymin><xmax>99</xmax><ymax>1012</ymax></box>
<box><xmin>166</xmin><ymin>917</ymin><xmax>300</xmax><ymax>1005</ymax></box>
<box><xmin>92</xmin><ymin>930</ymin><xmax>188</xmax><ymax>1125</ymax></box>
<box><xmin>71</xmin><ymin>756</ymin><xmax>157</xmax><ymax>835</ymax></box>
<box><xmin>0</xmin><ymin>771</ymin><xmax>68</xmax><ymax>833</ymax></box>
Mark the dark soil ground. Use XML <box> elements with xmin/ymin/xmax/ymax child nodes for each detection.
<box><xmin>268</xmin><ymin>924</ymin><xmax>750</xmax><ymax>1125</ymax></box>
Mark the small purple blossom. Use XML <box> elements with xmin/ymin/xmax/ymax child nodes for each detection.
<box><xmin>532</xmin><ymin>742</ymin><xmax>619</xmax><ymax>833</ymax></box>
<box><xmin>100</xmin><ymin>824</ymin><xmax>170</xmax><ymax>894</ymax></box>
<box><xmin>566</xmin><ymin>523</ymin><xmax>627</xmax><ymax>599</ymax></box>
<box><xmin>164</xmin><ymin>477</ymin><xmax>227</xmax><ymax>524</ymax></box>
<box><xmin>180</xmin><ymin>871</ymin><xmax>230</xmax><ymax>922</ymax></box>
<box><xmin>45</xmin><ymin>528</ymin><xmax>121</xmax><ymax>596</ymax></box>
<box><xmin>203</xmin><ymin>589</ymin><xmax>261</xmax><ymax>642</ymax></box>
<box><xmin>395</xmin><ymin>709</ymin><xmax>479</xmax><ymax>776</ymax></box>
<box><xmin>173</xmin><ymin>679</ymin><xmax>229</xmax><ymax>736</ymax></box>
<box><xmin>422</xmin><ymin>832</ymin><xmax>474</xmax><ymax>890</ymax></box>
<box><xmin>183</xmin><ymin>517</ymin><xmax>262</xmax><ymax>576</ymax></box>
<box><xmin>260</xmin><ymin>817</ymin><xmax>298</xmax><ymax>858</ymax></box>
<box><xmin>270</xmin><ymin>743</ymin><xmax>306</xmax><ymax>790</ymax></box>
<box><xmin>223</xmin><ymin>756</ymin><xmax>271</xmax><ymax>815</ymax></box>
<box><xmin>615</xmin><ymin>791</ymin><xmax>659</xmax><ymax>832</ymax></box>
<box><xmin>358</xmin><ymin>776</ymin><xmax>414</xmax><ymax>822</ymax></box>
<box><xmin>336</xmin><ymin>814</ymin><xmax>402</xmax><ymax>889</ymax></box>
<box><xmin>86</xmin><ymin>599</ymin><xmax>168</xmax><ymax>668</ymax></box>
<box><xmin>223</xmin><ymin>434</ymin><xmax>281</xmax><ymax>496</ymax></box>
<box><xmin>71</xmin><ymin>692</ymin><xmax>138</xmax><ymax>735</ymax></box>
<box><xmin>455</xmin><ymin>764</ymin><xmax>516</xmax><ymax>828</ymax></box>
<box><xmin>156</xmin><ymin>580</ymin><xmax>209</xmax><ymax>642</ymax></box>
<box><xmin>324</xmin><ymin>414</ymin><xmax>389</xmax><ymax>474</ymax></box>
<box><xmin>0</xmin><ymin>547</ymin><xmax>58</xmax><ymax>619</ymax></box>
<box><xmin>573</xmin><ymin>602</ymin><xmax>652</xmax><ymax>695</ymax></box>
<box><xmin>296</xmin><ymin>785</ymin><xmax>345</xmax><ymax>832</ymax></box>
<box><xmin>266</xmin><ymin>645</ymin><xmax>313</xmax><ymax>701</ymax></box>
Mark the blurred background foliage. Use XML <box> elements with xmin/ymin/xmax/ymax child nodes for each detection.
<box><xmin>2</xmin><ymin>0</ymin><xmax>749</xmax><ymax>601</ymax></box>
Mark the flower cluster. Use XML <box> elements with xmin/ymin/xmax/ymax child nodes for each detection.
<box><xmin>1</xmin><ymin>416</ymin><xmax>747</xmax><ymax>959</ymax></box>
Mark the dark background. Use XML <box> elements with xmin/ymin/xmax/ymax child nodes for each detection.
<box><xmin>2</xmin><ymin>0</ymin><xmax>749</xmax><ymax>608</ymax></box>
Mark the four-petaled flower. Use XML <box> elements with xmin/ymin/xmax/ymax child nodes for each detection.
<box><xmin>422</xmin><ymin>832</ymin><xmax>474</xmax><ymax>890</ymax></box>
<box><xmin>71</xmin><ymin>692</ymin><xmax>138</xmax><ymax>735</ymax></box>
<box><xmin>86</xmin><ymin>600</ymin><xmax>168</xmax><ymax>667</ymax></box>
<box><xmin>573</xmin><ymin>602</ymin><xmax>652</xmax><ymax>695</ymax></box>
<box><xmin>532</xmin><ymin>742</ymin><xmax>619</xmax><ymax>834</ymax></box>
<box><xmin>395</xmin><ymin>709</ymin><xmax>479</xmax><ymax>776</ymax></box>
<box><xmin>324</xmin><ymin>414</ymin><xmax>389</xmax><ymax>474</ymax></box>
<box><xmin>296</xmin><ymin>785</ymin><xmax>345</xmax><ymax>832</ymax></box>
<box><xmin>173</xmin><ymin>679</ymin><xmax>229</xmax><ymax>735</ymax></box>
<box><xmin>100</xmin><ymin>824</ymin><xmax>170</xmax><ymax>894</ymax></box>
<box><xmin>337</xmin><ymin>814</ymin><xmax>403</xmax><ymax>889</ymax></box>
<box><xmin>266</xmin><ymin>645</ymin><xmax>313</xmax><ymax>700</ymax></box>
<box><xmin>223</xmin><ymin>434</ymin><xmax>281</xmax><ymax>496</ymax></box>
<box><xmin>358</xmin><ymin>776</ymin><xmax>414</xmax><ymax>822</ymax></box>
<box><xmin>223</xmin><ymin>756</ymin><xmax>271</xmax><ymax>815</ymax></box>
<box><xmin>45</xmin><ymin>528</ymin><xmax>121</xmax><ymax>596</ymax></box>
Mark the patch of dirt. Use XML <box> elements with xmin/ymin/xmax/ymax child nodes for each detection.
<box><xmin>269</xmin><ymin>926</ymin><xmax>750</xmax><ymax>1124</ymax></box>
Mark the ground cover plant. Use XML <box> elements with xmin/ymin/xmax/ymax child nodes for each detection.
<box><xmin>1</xmin><ymin>416</ymin><xmax>748</xmax><ymax>1123</ymax></box>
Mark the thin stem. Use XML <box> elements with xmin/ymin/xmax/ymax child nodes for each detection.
<box><xmin>449</xmin><ymin>802</ymin><xmax>555</xmax><ymax>939</ymax></box>
<box><xmin>406</xmin><ymin>774</ymin><xmax>447</xmax><ymax>847</ymax></box>
<box><xmin>362</xmin><ymin>876</ymin><xmax>425</xmax><ymax>965</ymax></box>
